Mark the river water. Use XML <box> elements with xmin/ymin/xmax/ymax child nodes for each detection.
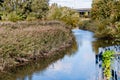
<box><xmin>1</xmin><ymin>29</ymin><xmax>120</xmax><ymax>80</ymax></box>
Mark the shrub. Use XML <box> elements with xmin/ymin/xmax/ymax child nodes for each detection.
<box><xmin>7</xmin><ymin>12</ymin><xmax>23</xmax><ymax>22</ymax></box>
<box><xmin>47</xmin><ymin>4</ymin><xmax>80</xmax><ymax>27</ymax></box>
<box><xmin>94</xmin><ymin>19</ymin><xmax>113</xmax><ymax>39</ymax></box>
<box><xmin>102</xmin><ymin>50</ymin><xmax>114</xmax><ymax>80</ymax></box>
<box><xmin>0</xmin><ymin>0</ymin><xmax>49</xmax><ymax>21</ymax></box>
<box><xmin>1</xmin><ymin>12</ymin><xmax>23</xmax><ymax>22</ymax></box>
<box><xmin>26</xmin><ymin>13</ymin><xmax>36</xmax><ymax>21</ymax></box>
<box><xmin>91</xmin><ymin>0</ymin><xmax>120</xmax><ymax>39</ymax></box>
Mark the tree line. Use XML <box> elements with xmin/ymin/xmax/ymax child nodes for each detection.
<box><xmin>0</xmin><ymin>0</ymin><xmax>80</xmax><ymax>28</ymax></box>
<box><xmin>91</xmin><ymin>0</ymin><xmax>120</xmax><ymax>23</ymax></box>
<box><xmin>0</xmin><ymin>0</ymin><xmax>49</xmax><ymax>21</ymax></box>
<box><xmin>91</xmin><ymin>0</ymin><xmax>120</xmax><ymax>39</ymax></box>
<box><xmin>47</xmin><ymin>4</ymin><xmax>80</xmax><ymax>27</ymax></box>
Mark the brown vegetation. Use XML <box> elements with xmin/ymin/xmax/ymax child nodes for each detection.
<box><xmin>0</xmin><ymin>21</ymin><xmax>74</xmax><ymax>71</ymax></box>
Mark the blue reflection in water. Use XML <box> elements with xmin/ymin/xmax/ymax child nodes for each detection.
<box><xmin>21</xmin><ymin>29</ymin><xmax>96</xmax><ymax>80</ymax></box>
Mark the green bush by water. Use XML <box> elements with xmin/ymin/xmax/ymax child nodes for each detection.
<box><xmin>47</xmin><ymin>4</ymin><xmax>80</xmax><ymax>27</ymax></box>
<box><xmin>102</xmin><ymin>50</ymin><xmax>114</xmax><ymax>80</ymax></box>
<box><xmin>91</xmin><ymin>0</ymin><xmax>120</xmax><ymax>39</ymax></box>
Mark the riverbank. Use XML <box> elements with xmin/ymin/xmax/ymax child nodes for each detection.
<box><xmin>0</xmin><ymin>38</ymin><xmax>77</xmax><ymax>80</ymax></box>
<box><xmin>79</xmin><ymin>19</ymin><xmax>120</xmax><ymax>40</ymax></box>
<box><xmin>0</xmin><ymin>21</ymin><xmax>75</xmax><ymax>72</ymax></box>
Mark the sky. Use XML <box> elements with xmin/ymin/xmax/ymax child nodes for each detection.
<box><xmin>49</xmin><ymin>0</ymin><xmax>92</xmax><ymax>9</ymax></box>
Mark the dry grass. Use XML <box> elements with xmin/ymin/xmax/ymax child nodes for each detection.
<box><xmin>0</xmin><ymin>21</ymin><xmax>73</xmax><ymax>71</ymax></box>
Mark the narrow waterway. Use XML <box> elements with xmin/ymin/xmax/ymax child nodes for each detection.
<box><xmin>26</xmin><ymin>29</ymin><xmax>96</xmax><ymax>80</ymax></box>
<box><xmin>21</xmin><ymin>29</ymin><xmax>96</xmax><ymax>80</ymax></box>
<box><xmin>1</xmin><ymin>29</ymin><xmax>120</xmax><ymax>80</ymax></box>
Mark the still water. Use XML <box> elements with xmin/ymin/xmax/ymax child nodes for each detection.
<box><xmin>30</xmin><ymin>28</ymin><xmax>96</xmax><ymax>80</ymax></box>
<box><xmin>1</xmin><ymin>29</ymin><xmax>120</xmax><ymax>80</ymax></box>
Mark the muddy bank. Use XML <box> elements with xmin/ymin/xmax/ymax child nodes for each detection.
<box><xmin>0</xmin><ymin>21</ymin><xmax>74</xmax><ymax>72</ymax></box>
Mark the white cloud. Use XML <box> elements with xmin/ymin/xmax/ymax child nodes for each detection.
<box><xmin>48</xmin><ymin>61</ymin><xmax>72</xmax><ymax>74</ymax></box>
<box><xmin>49</xmin><ymin>0</ymin><xmax>92</xmax><ymax>8</ymax></box>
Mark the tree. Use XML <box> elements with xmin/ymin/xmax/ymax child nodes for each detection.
<box><xmin>91</xmin><ymin>0</ymin><xmax>120</xmax><ymax>39</ymax></box>
<box><xmin>91</xmin><ymin>0</ymin><xmax>120</xmax><ymax>22</ymax></box>
<box><xmin>47</xmin><ymin>4</ymin><xmax>80</xmax><ymax>27</ymax></box>
<box><xmin>91</xmin><ymin>0</ymin><xmax>112</xmax><ymax>20</ymax></box>
<box><xmin>0</xmin><ymin>0</ymin><xmax>49</xmax><ymax>21</ymax></box>
<box><xmin>31</xmin><ymin>0</ymin><xmax>49</xmax><ymax>19</ymax></box>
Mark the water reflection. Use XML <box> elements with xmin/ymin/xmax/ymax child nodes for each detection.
<box><xmin>1</xmin><ymin>29</ymin><xmax>120</xmax><ymax>80</ymax></box>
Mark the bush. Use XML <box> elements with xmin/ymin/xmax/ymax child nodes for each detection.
<box><xmin>102</xmin><ymin>50</ymin><xmax>114</xmax><ymax>80</ymax></box>
<box><xmin>94</xmin><ymin>19</ymin><xmax>113</xmax><ymax>39</ymax></box>
<box><xmin>91</xmin><ymin>0</ymin><xmax>120</xmax><ymax>39</ymax></box>
<box><xmin>7</xmin><ymin>12</ymin><xmax>23</xmax><ymax>22</ymax></box>
<box><xmin>47</xmin><ymin>4</ymin><xmax>80</xmax><ymax>27</ymax></box>
<box><xmin>26</xmin><ymin>13</ymin><xmax>36</xmax><ymax>21</ymax></box>
<box><xmin>0</xmin><ymin>0</ymin><xmax>49</xmax><ymax>21</ymax></box>
<box><xmin>1</xmin><ymin>12</ymin><xmax>24</xmax><ymax>22</ymax></box>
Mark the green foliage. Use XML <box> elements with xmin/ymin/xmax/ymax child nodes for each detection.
<box><xmin>2</xmin><ymin>12</ymin><xmax>23</xmax><ymax>22</ymax></box>
<box><xmin>94</xmin><ymin>19</ymin><xmax>114</xmax><ymax>39</ymax></box>
<box><xmin>31</xmin><ymin>0</ymin><xmax>48</xmax><ymax>19</ymax></box>
<box><xmin>26</xmin><ymin>13</ymin><xmax>36</xmax><ymax>21</ymax></box>
<box><xmin>47</xmin><ymin>4</ymin><xmax>80</xmax><ymax>27</ymax></box>
<box><xmin>102</xmin><ymin>50</ymin><xmax>114</xmax><ymax>80</ymax></box>
<box><xmin>92</xmin><ymin>0</ymin><xmax>120</xmax><ymax>22</ymax></box>
<box><xmin>102</xmin><ymin>50</ymin><xmax>114</xmax><ymax>61</ymax></box>
<box><xmin>0</xmin><ymin>0</ymin><xmax>49</xmax><ymax>21</ymax></box>
<box><xmin>91</xmin><ymin>0</ymin><xmax>120</xmax><ymax>39</ymax></box>
<box><xmin>91</xmin><ymin>0</ymin><xmax>120</xmax><ymax>21</ymax></box>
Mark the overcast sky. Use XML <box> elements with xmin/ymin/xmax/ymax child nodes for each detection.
<box><xmin>49</xmin><ymin>0</ymin><xmax>92</xmax><ymax>9</ymax></box>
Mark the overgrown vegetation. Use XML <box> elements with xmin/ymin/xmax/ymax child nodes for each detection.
<box><xmin>102</xmin><ymin>50</ymin><xmax>114</xmax><ymax>80</ymax></box>
<box><xmin>0</xmin><ymin>0</ymin><xmax>49</xmax><ymax>21</ymax></box>
<box><xmin>47</xmin><ymin>4</ymin><xmax>80</xmax><ymax>27</ymax></box>
<box><xmin>90</xmin><ymin>0</ymin><xmax>120</xmax><ymax>39</ymax></box>
<box><xmin>0</xmin><ymin>0</ymin><xmax>82</xmax><ymax>28</ymax></box>
<box><xmin>0</xmin><ymin>21</ymin><xmax>74</xmax><ymax>71</ymax></box>
<box><xmin>0</xmin><ymin>39</ymin><xmax>77</xmax><ymax>80</ymax></box>
<box><xmin>0</xmin><ymin>0</ymin><xmax>81</xmax><ymax>72</ymax></box>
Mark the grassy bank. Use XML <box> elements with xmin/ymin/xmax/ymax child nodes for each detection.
<box><xmin>79</xmin><ymin>19</ymin><xmax>96</xmax><ymax>32</ymax></box>
<box><xmin>0</xmin><ymin>39</ymin><xmax>77</xmax><ymax>80</ymax></box>
<box><xmin>79</xmin><ymin>19</ymin><xmax>120</xmax><ymax>40</ymax></box>
<box><xmin>0</xmin><ymin>21</ymin><xmax>74</xmax><ymax>71</ymax></box>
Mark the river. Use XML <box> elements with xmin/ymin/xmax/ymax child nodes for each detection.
<box><xmin>1</xmin><ymin>29</ymin><xmax>120</xmax><ymax>80</ymax></box>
